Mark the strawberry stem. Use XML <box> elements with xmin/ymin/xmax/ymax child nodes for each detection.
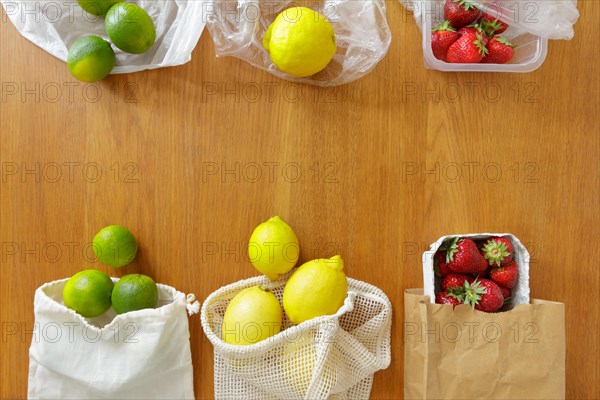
<box><xmin>445</xmin><ymin>237</ymin><xmax>460</xmax><ymax>264</ymax></box>
<box><xmin>434</xmin><ymin>20</ymin><xmax>456</xmax><ymax>33</ymax></box>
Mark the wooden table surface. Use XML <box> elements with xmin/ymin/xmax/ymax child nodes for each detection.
<box><xmin>1</xmin><ymin>1</ymin><xmax>598</xmax><ymax>399</ymax></box>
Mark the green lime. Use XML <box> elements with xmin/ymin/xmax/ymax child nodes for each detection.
<box><xmin>93</xmin><ymin>225</ymin><xmax>138</xmax><ymax>268</ymax></box>
<box><xmin>105</xmin><ymin>3</ymin><xmax>156</xmax><ymax>54</ymax></box>
<box><xmin>111</xmin><ymin>274</ymin><xmax>158</xmax><ymax>314</ymax></box>
<box><xmin>77</xmin><ymin>0</ymin><xmax>122</xmax><ymax>17</ymax></box>
<box><xmin>63</xmin><ymin>269</ymin><xmax>114</xmax><ymax>318</ymax></box>
<box><xmin>67</xmin><ymin>36</ymin><xmax>116</xmax><ymax>83</ymax></box>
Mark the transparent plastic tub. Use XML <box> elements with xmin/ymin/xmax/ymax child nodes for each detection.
<box><xmin>418</xmin><ymin>0</ymin><xmax>548</xmax><ymax>72</ymax></box>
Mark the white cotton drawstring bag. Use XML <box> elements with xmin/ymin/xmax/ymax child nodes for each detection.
<box><xmin>201</xmin><ymin>275</ymin><xmax>392</xmax><ymax>400</ymax></box>
<box><xmin>28</xmin><ymin>278</ymin><xmax>200</xmax><ymax>399</ymax></box>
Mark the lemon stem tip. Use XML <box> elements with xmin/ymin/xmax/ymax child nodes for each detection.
<box><xmin>265</xmin><ymin>273</ymin><xmax>280</xmax><ymax>281</ymax></box>
<box><xmin>328</xmin><ymin>255</ymin><xmax>344</xmax><ymax>271</ymax></box>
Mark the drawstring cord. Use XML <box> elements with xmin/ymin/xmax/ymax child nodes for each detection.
<box><xmin>186</xmin><ymin>293</ymin><xmax>200</xmax><ymax>316</ymax></box>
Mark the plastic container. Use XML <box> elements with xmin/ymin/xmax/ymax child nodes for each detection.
<box><xmin>422</xmin><ymin>233</ymin><xmax>531</xmax><ymax>307</ymax></box>
<box><xmin>418</xmin><ymin>0</ymin><xmax>548</xmax><ymax>72</ymax></box>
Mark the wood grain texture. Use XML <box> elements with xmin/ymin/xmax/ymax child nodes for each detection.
<box><xmin>1</xmin><ymin>2</ymin><xmax>599</xmax><ymax>399</ymax></box>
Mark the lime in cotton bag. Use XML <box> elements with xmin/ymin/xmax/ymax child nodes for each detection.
<box><xmin>27</xmin><ymin>278</ymin><xmax>200</xmax><ymax>399</ymax></box>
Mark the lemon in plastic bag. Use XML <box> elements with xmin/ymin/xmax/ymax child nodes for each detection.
<box><xmin>263</xmin><ymin>7</ymin><xmax>336</xmax><ymax>77</ymax></box>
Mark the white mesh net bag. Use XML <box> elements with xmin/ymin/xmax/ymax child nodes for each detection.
<box><xmin>201</xmin><ymin>274</ymin><xmax>392</xmax><ymax>400</ymax></box>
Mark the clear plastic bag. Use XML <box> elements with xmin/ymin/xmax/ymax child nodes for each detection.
<box><xmin>205</xmin><ymin>0</ymin><xmax>392</xmax><ymax>86</ymax></box>
<box><xmin>201</xmin><ymin>274</ymin><xmax>392</xmax><ymax>399</ymax></box>
<box><xmin>1</xmin><ymin>0</ymin><xmax>208</xmax><ymax>73</ymax></box>
<box><xmin>470</xmin><ymin>0</ymin><xmax>579</xmax><ymax>40</ymax></box>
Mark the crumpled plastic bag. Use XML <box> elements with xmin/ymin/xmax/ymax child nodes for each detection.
<box><xmin>403</xmin><ymin>0</ymin><xmax>579</xmax><ymax>40</ymax></box>
<box><xmin>205</xmin><ymin>0</ymin><xmax>392</xmax><ymax>86</ymax></box>
<box><xmin>1</xmin><ymin>0</ymin><xmax>208</xmax><ymax>73</ymax></box>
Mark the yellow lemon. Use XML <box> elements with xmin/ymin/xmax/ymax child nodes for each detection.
<box><xmin>283</xmin><ymin>255</ymin><xmax>348</xmax><ymax>324</ymax></box>
<box><xmin>67</xmin><ymin>36</ymin><xmax>115</xmax><ymax>83</ymax></box>
<box><xmin>248</xmin><ymin>216</ymin><xmax>299</xmax><ymax>281</ymax></box>
<box><xmin>282</xmin><ymin>336</ymin><xmax>336</xmax><ymax>394</ymax></box>
<box><xmin>222</xmin><ymin>286</ymin><xmax>282</xmax><ymax>345</ymax></box>
<box><xmin>263</xmin><ymin>7</ymin><xmax>336</xmax><ymax>77</ymax></box>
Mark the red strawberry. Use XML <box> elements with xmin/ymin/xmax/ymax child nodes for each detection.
<box><xmin>489</xmin><ymin>261</ymin><xmax>519</xmax><ymax>289</ymax></box>
<box><xmin>432</xmin><ymin>20</ymin><xmax>459</xmax><ymax>62</ymax></box>
<box><xmin>462</xmin><ymin>278</ymin><xmax>504</xmax><ymax>312</ymax></box>
<box><xmin>447</xmin><ymin>30</ymin><xmax>488</xmax><ymax>63</ymax></box>
<box><xmin>481</xmin><ymin>13</ymin><xmax>509</xmax><ymax>35</ymax></box>
<box><xmin>443</xmin><ymin>0</ymin><xmax>481</xmax><ymax>29</ymax></box>
<box><xmin>444</xmin><ymin>237</ymin><xmax>488</xmax><ymax>274</ymax></box>
<box><xmin>436</xmin><ymin>291</ymin><xmax>461</xmax><ymax>307</ymax></box>
<box><xmin>480</xmin><ymin>236</ymin><xmax>514</xmax><ymax>267</ymax></box>
<box><xmin>441</xmin><ymin>273</ymin><xmax>475</xmax><ymax>292</ymax></box>
<box><xmin>457</xmin><ymin>24</ymin><xmax>487</xmax><ymax>38</ymax></box>
<box><xmin>498</xmin><ymin>285</ymin><xmax>512</xmax><ymax>303</ymax></box>
<box><xmin>457</xmin><ymin>26</ymin><xmax>474</xmax><ymax>36</ymax></box>
<box><xmin>434</xmin><ymin>251</ymin><xmax>452</xmax><ymax>277</ymax></box>
<box><xmin>482</xmin><ymin>36</ymin><xmax>514</xmax><ymax>64</ymax></box>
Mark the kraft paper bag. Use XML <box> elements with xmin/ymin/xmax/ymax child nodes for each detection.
<box><xmin>404</xmin><ymin>289</ymin><xmax>565</xmax><ymax>399</ymax></box>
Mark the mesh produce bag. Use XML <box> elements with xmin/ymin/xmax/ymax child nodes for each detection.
<box><xmin>201</xmin><ymin>275</ymin><xmax>392</xmax><ymax>399</ymax></box>
<box><xmin>205</xmin><ymin>0</ymin><xmax>392</xmax><ymax>86</ymax></box>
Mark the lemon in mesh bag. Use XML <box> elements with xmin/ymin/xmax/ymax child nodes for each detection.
<box><xmin>201</xmin><ymin>274</ymin><xmax>392</xmax><ymax>399</ymax></box>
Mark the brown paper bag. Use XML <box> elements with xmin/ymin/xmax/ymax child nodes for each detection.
<box><xmin>404</xmin><ymin>289</ymin><xmax>565</xmax><ymax>399</ymax></box>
